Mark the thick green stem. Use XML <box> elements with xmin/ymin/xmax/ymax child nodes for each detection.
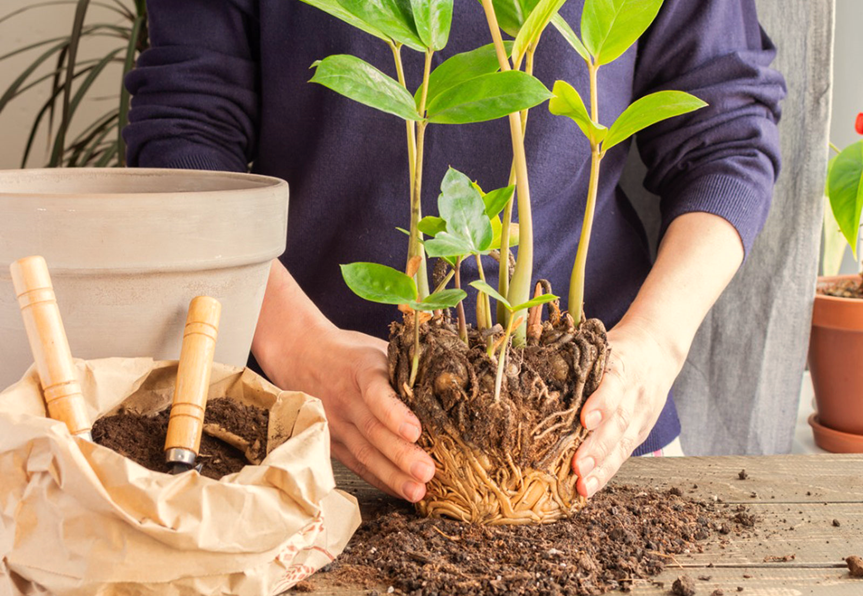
<box><xmin>389</xmin><ymin>42</ymin><xmax>417</xmax><ymax>192</ymax></box>
<box><xmin>493</xmin><ymin>312</ymin><xmax>516</xmax><ymax>402</ymax></box>
<box><xmin>568</xmin><ymin>63</ymin><xmax>602</xmax><ymax>326</ymax></box>
<box><xmin>454</xmin><ymin>258</ymin><xmax>468</xmax><ymax>343</ymax></box>
<box><xmin>480</xmin><ymin>0</ymin><xmax>534</xmax><ymax>346</ymax></box>
<box><xmin>475</xmin><ymin>254</ymin><xmax>493</xmax><ymax>330</ymax></box>
<box><xmin>409</xmin><ymin>312</ymin><xmax>421</xmax><ymax>386</ymax></box>
<box><xmin>408</xmin><ymin>50</ymin><xmax>434</xmax><ymax>299</ymax></box>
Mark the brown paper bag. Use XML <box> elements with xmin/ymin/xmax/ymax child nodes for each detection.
<box><xmin>0</xmin><ymin>358</ymin><xmax>361</xmax><ymax>596</ymax></box>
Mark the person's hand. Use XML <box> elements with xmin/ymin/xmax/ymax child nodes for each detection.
<box><xmin>293</xmin><ymin>327</ymin><xmax>436</xmax><ymax>502</ymax></box>
<box><xmin>571</xmin><ymin>318</ymin><xmax>683</xmax><ymax>498</ymax></box>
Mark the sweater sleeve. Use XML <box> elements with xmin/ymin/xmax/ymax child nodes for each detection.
<box><xmin>123</xmin><ymin>0</ymin><xmax>260</xmax><ymax>172</ymax></box>
<box><xmin>631</xmin><ymin>0</ymin><xmax>786</xmax><ymax>257</ymax></box>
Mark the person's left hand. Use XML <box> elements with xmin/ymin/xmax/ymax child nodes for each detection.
<box><xmin>571</xmin><ymin>318</ymin><xmax>683</xmax><ymax>498</ymax></box>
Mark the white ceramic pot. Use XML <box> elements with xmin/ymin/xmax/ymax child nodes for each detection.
<box><xmin>0</xmin><ymin>168</ymin><xmax>288</xmax><ymax>389</ymax></box>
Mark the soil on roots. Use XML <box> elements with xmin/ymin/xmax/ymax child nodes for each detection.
<box><xmin>388</xmin><ymin>310</ymin><xmax>609</xmax><ymax>523</ymax></box>
<box><xmin>92</xmin><ymin>398</ymin><xmax>269</xmax><ymax>479</ymax></box>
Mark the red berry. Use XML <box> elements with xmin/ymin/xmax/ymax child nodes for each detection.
<box><xmin>856</xmin><ymin>112</ymin><xmax>863</xmax><ymax>135</ymax></box>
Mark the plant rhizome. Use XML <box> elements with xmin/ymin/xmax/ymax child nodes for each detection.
<box><xmin>306</xmin><ymin>0</ymin><xmax>705</xmax><ymax>524</ymax></box>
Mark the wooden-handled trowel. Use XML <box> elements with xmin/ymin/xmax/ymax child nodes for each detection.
<box><xmin>164</xmin><ymin>296</ymin><xmax>221</xmax><ymax>474</ymax></box>
<box><xmin>11</xmin><ymin>256</ymin><xmax>93</xmax><ymax>441</ymax></box>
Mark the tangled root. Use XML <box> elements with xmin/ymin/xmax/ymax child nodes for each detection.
<box><xmin>389</xmin><ymin>309</ymin><xmax>609</xmax><ymax>525</ymax></box>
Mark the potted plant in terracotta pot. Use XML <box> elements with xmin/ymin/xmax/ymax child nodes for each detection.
<box><xmin>809</xmin><ymin>112</ymin><xmax>863</xmax><ymax>452</ymax></box>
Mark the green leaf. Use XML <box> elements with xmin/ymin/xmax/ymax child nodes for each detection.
<box><xmin>341</xmin><ymin>262</ymin><xmax>418</xmax><ymax>304</ymax></box>
<box><xmin>513</xmin><ymin>293</ymin><xmax>558</xmax><ymax>312</ymax></box>
<box><xmin>337</xmin><ymin>0</ymin><xmax>424</xmax><ymax>51</ymax></box>
<box><xmin>118</xmin><ymin>15</ymin><xmax>145</xmax><ymax>167</ymax></box>
<box><xmin>603</xmin><ymin>90</ymin><xmax>706</xmax><ymax>151</ymax></box>
<box><xmin>411</xmin><ymin>288</ymin><xmax>466</xmax><ymax>311</ymax></box>
<box><xmin>410</xmin><ymin>0</ymin><xmax>453</xmax><ymax>50</ymax></box>
<box><xmin>416</xmin><ymin>42</ymin><xmax>511</xmax><ymax>107</ymax></box>
<box><xmin>439</xmin><ymin>168</ymin><xmax>494</xmax><ymax>251</ymax></box>
<box><xmin>581</xmin><ymin>0</ymin><xmax>664</xmax><ymax>66</ymax></box>
<box><xmin>470</xmin><ymin>280</ymin><xmax>511</xmax><ymax>309</ymax></box>
<box><xmin>299</xmin><ymin>0</ymin><xmax>390</xmax><ymax>42</ymax></box>
<box><xmin>551</xmin><ymin>13</ymin><xmax>590</xmax><ymax>62</ymax></box>
<box><xmin>548</xmin><ymin>80</ymin><xmax>607</xmax><ymax>142</ymax></box>
<box><xmin>512</xmin><ymin>0</ymin><xmax>566</xmax><ymax>63</ymax></box>
<box><xmin>418</xmin><ymin>215</ymin><xmax>447</xmax><ymax>237</ymax></box>
<box><xmin>827</xmin><ymin>141</ymin><xmax>863</xmax><ymax>259</ymax></box>
<box><xmin>50</xmin><ymin>0</ymin><xmax>91</xmax><ymax>167</ymax></box>
<box><xmin>823</xmin><ymin>195</ymin><xmax>848</xmax><ymax>276</ymax></box>
<box><xmin>424</xmin><ymin>232</ymin><xmax>476</xmax><ymax>258</ymax></box>
<box><xmin>483</xmin><ymin>0</ymin><xmax>542</xmax><ymax>37</ymax></box>
<box><xmin>310</xmin><ymin>55</ymin><xmax>421</xmax><ymax>121</ymax></box>
<box><xmin>482</xmin><ymin>185</ymin><xmax>515</xmax><ymax>218</ymax></box>
<box><xmin>426</xmin><ymin>70</ymin><xmax>552</xmax><ymax>124</ymax></box>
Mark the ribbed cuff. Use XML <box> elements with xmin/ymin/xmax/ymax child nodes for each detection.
<box><xmin>660</xmin><ymin>174</ymin><xmax>770</xmax><ymax>260</ymax></box>
<box><xmin>166</xmin><ymin>153</ymin><xmax>236</xmax><ymax>172</ymax></box>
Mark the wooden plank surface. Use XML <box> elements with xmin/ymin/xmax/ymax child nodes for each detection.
<box><xmin>300</xmin><ymin>455</ymin><xmax>863</xmax><ymax>595</ymax></box>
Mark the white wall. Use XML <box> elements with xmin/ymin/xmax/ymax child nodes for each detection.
<box><xmin>0</xmin><ymin>0</ymin><xmax>124</xmax><ymax>169</ymax></box>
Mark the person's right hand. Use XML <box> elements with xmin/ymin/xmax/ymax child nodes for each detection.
<box><xmin>251</xmin><ymin>261</ymin><xmax>435</xmax><ymax>502</ymax></box>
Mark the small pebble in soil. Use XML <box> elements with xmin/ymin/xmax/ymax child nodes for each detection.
<box><xmin>738</xmin><ymin>470</ymin><xmax>748</xmax><ymax>480</ymax></box>
<box><xmin>670</xmin><ymin>487</ymin><xmax>684</xmax><ymax>497</ymax></box>
<box><xmin>293</xmin><ymin>580</ymin><xmax>314</xmax><ymax>592</ymax></box>
<box><xmin>846</xmin><ymin>555</ymin><xmax>863</xmax><ymax>578</ymax></box>
<box><xmin>698</xmin><ymin>575</ymin><xmax>712</xmax><ymax>581</ymax></box>
<box><xmin>671</xmin><ymin>575</ymin><xmax>696</xmax><ymax>596</ymax></box>
<box><xmin>737</xmin><ymin>588</ymin><xmax>744</xmax><ymax>593</ymax></box>
<box><xmin>833</xmin><ymin>519</ymin><xmax>841</xmax><ymax>527</ymax></box>
<box><xmin>711</xmin><ymin>590</ymin><xmax>724</xmax><ymax>596</ymax></box>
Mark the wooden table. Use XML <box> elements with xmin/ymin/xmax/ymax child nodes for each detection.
<box><xmin>308</xmin><ymin>454</ymin><xmax>863</xmax><ymax>595</ymax></box>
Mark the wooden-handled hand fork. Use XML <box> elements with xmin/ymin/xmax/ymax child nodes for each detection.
<box><xmin>11</xmin><ymin>256</ymin><xmax>92</xmax><ymax>441</ymax></box>
<box><xmin>164</xmin><ymin>296</ymin><xmax>221</xmax><ymax>474</ymax></box>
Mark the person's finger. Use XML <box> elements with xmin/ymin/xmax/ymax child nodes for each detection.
<box><xmin>572</xmin><ymin>359</ymin><xmax>628</xmax><ymax>478</ymax></box>
<box><xmin>355</xmin><ymin>363</ymin><xmax>423</xmax><ymax>444</ymax></box>
<box><xmin>333</xmin><ymin>423</ymin><xmax>427</xmax><ymax>502</ymax></box>
<box><xmin>574</xmin><ymin>396</ymin><xmax>637</xmax><ymax>477</ymax></box>
<box><xmin>576</xmin><ymin>430</ymin><xmax>640</xmax><ymax>498</ymax></box>
<box><xmin>348</xmin><ymin>396</ymin><xmax>436</xmax><ymax>483</ymax></box>
<box><xmin>579</xmin><ymin>355</ymin><xmax>627</xmax><ymax>432</ymax></box>
<box><xmin>331</xmin><ymin>441</ymin><xmax>400</xmax><ymax>499</ymax></box>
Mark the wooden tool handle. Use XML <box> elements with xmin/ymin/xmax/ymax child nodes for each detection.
<box><xmin>10</xmin><ymin>256</ymin><xmax>91</xmax><ymax>438</ymax></box>
<box><xmin>164</xmin><ymin>296</ymin><xmax>221</xmax><ymax>455</ymax></box>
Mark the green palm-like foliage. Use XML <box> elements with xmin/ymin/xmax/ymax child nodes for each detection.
<box><xmin>0</xmin><ymin>0</ymin><xmax>149</xmax><ymax>168</ymax></box>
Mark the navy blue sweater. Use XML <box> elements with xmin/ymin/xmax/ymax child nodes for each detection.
<box><xmin>124</xmin><ymin>0</ymin><xmax>785</xmax><ymax>454</ymax></box>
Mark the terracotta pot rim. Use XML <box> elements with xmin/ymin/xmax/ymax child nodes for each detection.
<box><xmin>808</xmin><ymin>414</ymin><xmax>863</xmax><ymax>453</ymax></box>
<box><xmin>813</xmin><ymin>275</ymin><xmax>863</xmax><ymax>330</ymax></box>
<box><xmin>815</xmin><ymin>275</ymin><xmax>863</xmax><ymax>302</ymax></box>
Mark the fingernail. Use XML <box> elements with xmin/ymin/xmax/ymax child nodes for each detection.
<box><xmin>399</xmin><ymin>422</ymin><xmax>421</xmax><ymax>442</ymax></box>
<box><xmin>577</xmin><ymin>456</ymin><xmax>596</xmax><ymax>477</ymax></box>
<box><xmin>585</xmin><ymin>476</ymin><xmax>599</xmax><ymax>497</ymax></box>
<box><xmin>403</xmin><ymin>481</ymin><xmax>425</xmax><ymax>503</ymax></box>
<box><xmin>584</xmin><ymin>410</ymin><xmax>602</xmax><ymax>430</ymax></box>
<box><xmin>410</xmin><ymin>461</ymin><xmax>435</xmax><ymax>483</ymax></box>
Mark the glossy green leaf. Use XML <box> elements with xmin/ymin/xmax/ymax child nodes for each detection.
<box><xmin>470</xmin><ymin>280</ymin><xmax>511</xmax><ymax>309</ymax></box>
<box><xmin>482</xmin><ymin>0</ymin><xmax>542</xmax><ymax>37</ymax></box>
<box><xmin>50</xmin><ymin>0</ymin><xmax>91</xmax><ymax>167</ymax></box>
<box><xmin>341</xmin><ymin>262</ymin><xmax>418</xmax><ymax>304</ymax></box>
<box><xmin>426</xmin><ymin>70</ymin><xmax>552</xmax><ymax>124</ymax></box>
<box><xmin>603</xmin><ymin>90</ymin><xmax>706</xmax><ymax>151</ymax></box>
<box><xmin>581</xmin><ymin>0</ymin><xmax>663</xmax><ymax>66</ymax></box>
<box><xmin>337</xmin><ymin>0</ymin><xmax>424</xmax><ymax>51</ymax></box>
<box><xmin>411</xmin><ymin>288</ymin><xmax>467</xmax><ymax>311</ymax></box>
<box><xmin>483</xmin><ymin>185</ymin><xmax>515</xmax><ymax>218</ymax></box>
<box><xmin>299</xmin><ymin>0</ymin><xmax>389</xmax><ymax>42</ymax></box>
<box><xmin>827</xmin><ymin>141</ymin><xmax>863</xmax><ymax>259</ymax></box>
<box><xmin>439</xmin><ymin>168</ymin><xmax>494</xmax><ymax>251</ymax></box>
<box><xmin>310</xmin><ymin>55</ymin><xmax>422</xmax><ymax>121</ymax></box>
<box><xmin>424</xmin><ymin>232</ymin><xmax>476</xmax><ymax>258</ymax></box>
<box><xmin>823</xmin><ymin>195</ymin><xmax>847</xmax><ymax>276</ymax></box>
<box><xmin>551</xmin><ymin>13</ymin><xmax>590</xmax><ymax>62</ymax></box>
<box><xmin>513</xmin><ymin>292</ymin><xmax>558</xmax><ymax>312</ymax></box>
<box><xmin>410</xmin><ymin>0</ymin><xmax>453</xmax><ymax>50</ymax></box>
<box><xmin>548</xmin><ymin>80</ymin><xmax>606</xmax><ymax>142</ymax></box>
<box><xmin>415</xmin><ymin>42</ymin><xmax>511</xmax><ymax>107</ymax></box>
<box><xmin>118</xmin><ymin>14</ymin><xmax>145</xmax><ymax>167</ymax></box>
<box><xmin>512</xmin><ymin>0</ymin><xmax>566</xmax><ymax>63</ymax></box>
<box><xmin>418</xmin><ymin>215</ymin><xmax>447</xmax><ymax>237</ymax></box>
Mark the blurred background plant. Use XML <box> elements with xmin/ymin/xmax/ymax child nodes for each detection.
<box><xmin>0</xmin><ymin>0</ymin><xmax>148</xmax><ymax>168</ymax></box>
<box><xmin>823</xmin><ymin>112</ymin><xmax>863</xmax><ymax>276</ymax></box>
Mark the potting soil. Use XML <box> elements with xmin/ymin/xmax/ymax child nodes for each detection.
<box><xmin>92</xmin><ymin>398</ymin><xmax>269</xmax><ymax>479</ymax></box>
<box><xmin>820</xmin><ymin>276</ymin><xmax>863</xmax><ymax>299</ymax></box>
<box><xmin>319</xmin><ymin>485</ymin><xmax>756</xmax><ymax>595</ymax></box>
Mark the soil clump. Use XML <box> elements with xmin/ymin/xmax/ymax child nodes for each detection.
<box><xmin>319</xmin><ymin>485</ymin><xmax>757</xmax><ymax>595</ymax></box>
<box><xmin>820</xmin><ymin>276</ymin><xmax>863</xmax><ymax>299</ymax></box>
<box><xmin>92</xmin><ymin>398</ymin><xmax>269</xmax><ymax>479</ymax></box>
<box><xmin>846</xmin><ymin>555</ymin><xmax>863</xmax><ymax>578</ymax></box>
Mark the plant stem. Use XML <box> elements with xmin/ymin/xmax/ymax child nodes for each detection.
<box><xmin>568</xmin><ymin>62</ymin><xmax>603</xmax><ymax>326</ymax></box>
<box><xmin>497</xmin><ymin>44</ymin><xmax>535</xmax><ymax>326</ymax></box>
<box><xmin>493</xmin><ymin>311</ymin><xmax>516</xmax><ymax>402</ymax></box>
<box><xmin>389</xmin><ymin>42</ymin><xmax>417</xmax><ymax>193</ymax></box>
<box><xmin>454</xmin><ymin>257</ymin><xmax>468</xmax><ymax>343</ymax></box>
<box><xmin>432</xmin><ymin>267</ymin><xmax>456</xmax><ymax>294</ymax></box>
<box><xmin>409</xmin><ymin>311</ymin><xmax>421</xmax><ymax>387</ymax></box>
<box><xmin>829</xmin><ymin>141</ymin><xmax>842</xmax><ymax>155</ymax></box>
<box><xmin>480</xmin><ymin>0</ymin><xmax>534</xmax><ymax>346</ymax></box>
<box><xmin>475</xmin><ymin>254</ymin><xmax>493</xmax><ymax>330</ymax></box>
<box><xmin>408</xmin><ymin>49</ymin><xmax>434</xmax><ymax>300</ymax></box>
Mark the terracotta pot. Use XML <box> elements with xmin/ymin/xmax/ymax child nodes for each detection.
<box><xmin>809</xmin><ymin>275</ymin><xmax>863</xmax><ymax>450</ymax></box>
<box><xmin>0</xmin><ymin>168</ymin><xmax>288</xmax><ymax>390</ymax></box>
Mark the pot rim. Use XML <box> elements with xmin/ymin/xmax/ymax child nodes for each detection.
<box><xmin>813</xmin><ymin>275</ymin><xmax>863</xmax><ymax>330</ymax></box>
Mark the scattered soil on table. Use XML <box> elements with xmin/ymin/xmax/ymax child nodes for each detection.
<box><xmin>846</xmin><ymin>555</ymin><xmax>863</xmax><ymax>578</ymax></box>
<box><xmin>671</xmin><ymin>574</ymin><xmax>696</xmax><ymax>596</ymax></box>
<box><xmin>737</xmin><ymin>470</ymin><xmax>748</xmax><ymax>480</ymax></box>
<box><xmin>92</xmin><ymin>398</ymin><xmax>269</xmax><ymax>480</ymax></box>
<box><xmin>820</xmin><ymin>276</ymin><xmax>863</xmax><ymax>299</ymax></box>
<box><xmin>318</xmin><ymin>485</ymin><xmax>758</xmax><ymax>596</ymax></box>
